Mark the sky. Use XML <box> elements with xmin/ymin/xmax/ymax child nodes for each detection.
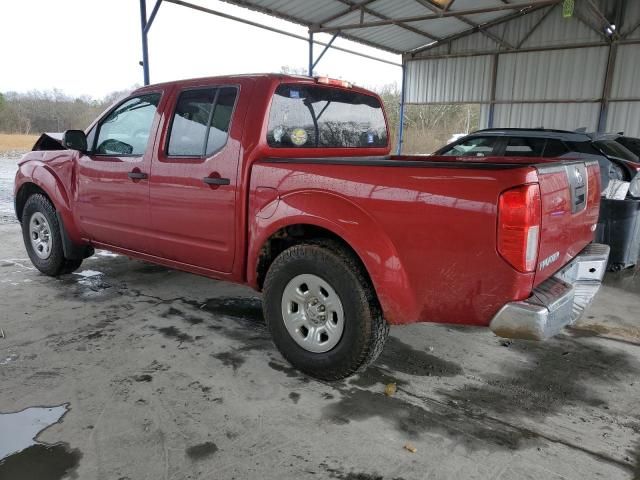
<box><xmin>1</xmin><ymin>0</ymin><xmax>402</xmax><ymax>99</ymax></box>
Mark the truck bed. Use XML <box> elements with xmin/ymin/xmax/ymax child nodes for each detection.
<box><xmin>249</xmin><ymin>154</ymin><xmax>600</xmax><ymax>326</ymax></box>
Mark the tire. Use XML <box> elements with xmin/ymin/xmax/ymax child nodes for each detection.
<box><xmin>263</xmin><ymin>240</ymin><xmax>389</xmax><ymax>381</ymax></box>
<box><xmin>21</xmin><ymin>194</ymin><xmax>82</xmax><ymax>276</ymax></box>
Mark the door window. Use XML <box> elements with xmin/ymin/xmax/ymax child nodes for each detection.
<box><xmin>94</xmin><ymin>94</ymin><xmax>160</xmax><ymax>156</ymax></box>
<box><xmin>167</xmin><ymin>87</ymin><xmax>238</xmax><ymax>157</ymax></box>
<box><xmin>441</xmin><ymin>137</ymin><xmax>497</xmax><ymax>157</ymax></box>
<box><xmin>504</xmin><ymin>137</ymin><xmax>546</xmax><ymax>157</ymax></box>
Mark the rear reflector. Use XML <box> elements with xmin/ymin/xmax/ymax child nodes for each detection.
<box><xmin>498</xmin><ymin>184</ymin><xmax>542</xmax><ymax>273</ymax></box>
<box><xmin>315</xmin><ymin>76</ymin><xmax>353</xmax><ymax>88</ymax></box>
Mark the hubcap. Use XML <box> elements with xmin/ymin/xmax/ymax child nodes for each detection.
<box><xmin>29</xmin><ymin>212</ymin><xmax>52</xmax><ymax>260</ymax></box>
<box><xmin>281</xmin><ymin>273</ymin><xmax>345</xmax><ymax>353</ymax></box>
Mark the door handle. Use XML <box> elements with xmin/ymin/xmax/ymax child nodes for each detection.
<box><xmin>203</xmin><ymin>177</ymin><xmax>230</xmax><ymax>186</ymax></box>
<box><xmin>128</xmin><ymin>171</ymin><xmax>148</xmax><ymax>180</ymax></box>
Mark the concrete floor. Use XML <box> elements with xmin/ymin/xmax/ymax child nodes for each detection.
<box><xmin>0</xmin><ymin>154</ymin><xmax>639</xmax><ymax>480</ymax></box>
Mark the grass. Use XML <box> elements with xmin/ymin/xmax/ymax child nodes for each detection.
<box><xmin>0</xmin><ymin>133</ymin><xmax>39</xmax><ymax>153</ymax></box>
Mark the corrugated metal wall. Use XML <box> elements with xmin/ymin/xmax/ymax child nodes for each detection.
<box><xmin>405</xmin><ymin>56</ymin><xmax>493</xmax><ymax>103</ymax></box>
<box><xmin>405</xmin><ymin>2</ymin><xmax>640</xmax><ymax>136</ymax></box>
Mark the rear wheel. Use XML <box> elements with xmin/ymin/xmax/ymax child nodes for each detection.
<box><xmin>263</xmin><ymin>241</ymin><xmax>389</xmax><ymax>381</ymax></box>
<box><xmin>21</xmin><ymin>194</ymin><xmax>83</xmax><ymax>276</ymax></box>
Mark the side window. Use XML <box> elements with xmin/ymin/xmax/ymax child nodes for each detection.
<box><xmin>206</xmin><ymin>87</ymin><xmax>237</xmax><ymax>155</ymax></box>
<box><xmin>504</xmin><ymin>137</ymin><xmax>546</xmax><ymax>157</ymax></box>
<box><xmin>167</xmin><ymin>87</ymin><xmax>237</xmax><ymax>157</ymax></box>
<box><xmin>543</xmin><ymin>139</ymin><xmax>569</xmax><ymax>157</ymax></box>
<box><xmin>95</xmin><ymin>94</ymin><xmax>160</xmax><ymax>156</ymax></box>
<box><xmin>441</xmin><ymin>137</ymin><xmax>497</xmax><ymax>157</ymax></box>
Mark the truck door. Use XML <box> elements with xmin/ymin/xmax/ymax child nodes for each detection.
<box><xmin>148</xmin><ymin>84</ymin><xmax>243</xmax><ymax>273</ymax></box>
<box><xmin>75</xmin><ymin>91</ymin><xmax>165</xmax><ymax>253</ymax></box>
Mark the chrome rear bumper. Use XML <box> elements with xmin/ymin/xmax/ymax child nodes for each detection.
<box><xmin>489</xmin><ymin>243</ymin><xmax>610</xmax><ymax>340</ymax></box>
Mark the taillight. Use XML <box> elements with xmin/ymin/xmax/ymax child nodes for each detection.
<box><xmin>497</xmin><ymin>184</ymin><xmax>541</xmax><ymax>272</ymax></box>
<box><xmin>315</xmin><ymin>76</ymin><xmax>353</xmax><ymax>88</ymax></box>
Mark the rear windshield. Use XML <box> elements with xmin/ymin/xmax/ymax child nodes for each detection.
<box><xmin>267</xmin><ymin>84</ymin><xmax>387</xmax><ymax>148</ymax></box>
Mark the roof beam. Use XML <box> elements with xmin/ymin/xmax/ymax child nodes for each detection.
<box><xmin>216</xmin><ymin>0</ymin><xmax>403</xmax><ymax>53</ymax></box>
<box><xmin>516</xmin><ymin>4</ymin><xmax>555</xmax><ymax>48</ymax></box>
<box><xmin>573</xmin><ymin>4</ymin><xmax>610</xmax><ymax>40</ymax></box>
<box><xmin>456</xmin><ymin>16</ymin><xmax>516</xmax><ymax>50</ymax></box>
<box><xmin>407</xmin><ymin>1</ymin><xmax>560</xmax><ymax>57</ymax></box>
<box><xmin>316</xmin><ymin>0</ymin><xmax>378</xmax><ymax>26</ymax></box>
<box><xmin>164</xmin><ymin>0</ymin><xmax>404</xmax><ymax>61</ymax></box>
<box><xmin>411</xmin><ymin>0</ymin><xmax>513</xmax><ymax>50</ymax></box>
<box><xmin>310</xmin><ymin>1</ymin><xmax>561</xmax><ymax>33</ymax></box>
<box><xmin>318</xmin><ymin>0</ymin><xmax>441</xmax><ymax>42</ymax></box>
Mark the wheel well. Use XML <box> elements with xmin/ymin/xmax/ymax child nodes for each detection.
<box><xmin>15</xmin><ymin>183</ymin><xmax>52</xmax><ymax>222</ymax></box>
<box><xmin>256</xmin><ymin>224</ymin><xmax>374</xmax><ymax>292</ymax></box>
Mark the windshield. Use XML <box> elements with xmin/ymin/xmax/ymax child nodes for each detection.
<box><xmin>267</xmin><ymin>84</ymin><xmax>387</xmax><ymax>148</ymax></box>
<box><xmin>616</xmin><ymin>137</ymin><xmax>640</xmax><ymax>160</ymax></box>
<box><xmin>593</xmin><ymin>140</ymin><xmax>639</xmax><ymax>162</ymax></box>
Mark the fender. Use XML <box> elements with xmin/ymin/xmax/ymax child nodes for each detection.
<box><xmin>248</xmin><ymin>189</ymin><xmax>418</xmax><ymax>325</ymax></box>
<box><xmin>15</xmin><ymin>156</ymin><xmax>85</xmax><ymax>249</ymax></box>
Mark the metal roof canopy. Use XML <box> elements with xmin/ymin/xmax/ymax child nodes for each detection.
<box><xmin>137</xmin><ymin>0</ymin><xmax>640</xmax><ymax>152</ymax></box>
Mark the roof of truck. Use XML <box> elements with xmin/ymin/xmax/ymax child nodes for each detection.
<box><xmin>133</xmin><ymin>73</ymin><xmax>377</xmax><ymax>96</ymax></box>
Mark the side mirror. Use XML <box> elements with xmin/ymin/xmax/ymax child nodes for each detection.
<box><xmin>62</xmin><ymin>130</ymin><xmax>88</xmax><ymax>152</ymax></box>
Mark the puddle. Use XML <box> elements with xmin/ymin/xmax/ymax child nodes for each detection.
<box><xmin>74</xmin><ymin>270</ymin><xmax>102</xmax><ymax>277</ymax></box>
<box><xmin>0</xmin><ymin>354</ymin><xmax>18</xmax><ymax>366</ymax></box>
<box><xmin>94</xmin><ymin>250</ymin><xmax>119</xmax><ymax>258</ymax></box>
<box><xmin>0</xmin><ymin>404</ymin><xmax>81</xmax><ymax>480</ymax></box>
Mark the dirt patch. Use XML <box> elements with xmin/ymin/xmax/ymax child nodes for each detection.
<box><xmin>153</xmin><ymin>326</ymin><xmax>193</xmax><ymax>343</ymax></box>
<box><xmin>438</xmin><ymin>338</ymin><xmax>639</xmax><ymax>419</ymax></box>
<box><xmin>185</xmin><ymin>441</ymin><xmax>218</xmax><ymax>460</ymax></box>
<box><xmin>350</xmin><ymin>337</ymin><xmax>462</xmax><ymax>389</ymax></box>
<box><xmin>322</xmin><ymin>387</ymin><xmax>538</xmax><ymax>450</ymax></box>
<box><xmin>289</xmin><ymin>392</ymin><xmax>301</xmax><ymax>404</ymax></box>
<box><xmin>631</xmin><ymin>443</ymin><xmax>640</xmax><ymax>480</ymax></box>
<box><xmin>0</xmin><ymin>443</ymin><xmax>82</xmax><ymax>480</ymax></box>
<box><xmin>134</xmin><ymin>263</ymin><xmax>171</xmax><ymax>275</ymax></box>
<box><xmin>320</xmin><ymin>462</ymin><xmax>404</xmax><ymax>480</ymax></box>
<box><xmin>198</xmin><ymin>297</ymin><xmax>264</xmax><ymax>324</ymax></box>
<box><xmin>569</xmin><ymin>323</ymin><xmax>640</xmax><ymax>345</ymax></box>
<box><xmin>161</xmin><ymin>306</ymin><xmax>204</xmax><ymax>325</ymax></box>
<box><xmin>212</xmin><ymin>350</ymin><xmax>245</xmax><ymax>372</ymax></box>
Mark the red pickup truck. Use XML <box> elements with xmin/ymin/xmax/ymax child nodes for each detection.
<box><xmin>15</xmin><ymin>74</ymin><xmax>609</xmax><ymax>380</ymax></box>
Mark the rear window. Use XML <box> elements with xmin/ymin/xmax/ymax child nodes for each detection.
<box><xmin>542</xmin><ymin>139</ymin><xmax>569</xmax><ymax>157</ymax></box>
<box><xmin>504</xmin><ymin>137</ymin><xmax>546</xmax><ymax>157</ymax></box>
<box><xmin>267</xmin><ymin>84</ymin><xmax>387</xmax><ymax>148</ymax></box>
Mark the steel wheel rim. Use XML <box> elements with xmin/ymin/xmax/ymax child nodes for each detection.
<box><xmin>29</xmin><ymin>212</ymin><xmax>52</xmax><ymax>260</ymax></box>
<box><xmin>281</xmin><ymin>273</ymin><xmax>345</xmax><ymax>353</ymax></box>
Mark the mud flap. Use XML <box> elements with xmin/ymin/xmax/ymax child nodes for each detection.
<box><xmin>55</xmin><ymin>212</ymin><xmax>94</xmax><ymax>260</ymax></box>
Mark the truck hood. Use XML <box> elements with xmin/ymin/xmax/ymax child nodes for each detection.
<box><xmin>32</xmin><ymin>132</ymin><xmax>65</xmax><ymax>151</ymax></box>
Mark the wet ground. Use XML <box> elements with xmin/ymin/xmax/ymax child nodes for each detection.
<box><xmin>1</xmin><ymin>154</ymin><xmax>640</xmax><ymax>479</ymax></box>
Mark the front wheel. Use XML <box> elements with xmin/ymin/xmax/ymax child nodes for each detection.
<box><xmin>263</xmin><ymin>241</ymin><xmax>389</xmax><ymax>381</ymax></box>
<box><xmin>21</xmin><ymin>194</ymin><xmax>83</xmax><ymax>276</ymax></box>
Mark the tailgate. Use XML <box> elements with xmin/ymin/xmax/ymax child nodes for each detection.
<box><xmin>534</xmin><ymin>160</ymin><xmax>601</xmax><ymax>286</ymax></box>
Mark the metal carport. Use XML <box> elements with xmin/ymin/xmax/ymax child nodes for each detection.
<box><xmin>137</xmin><ymin>0</ymin><xmax>640</xmax><ymax>152</ymax></box>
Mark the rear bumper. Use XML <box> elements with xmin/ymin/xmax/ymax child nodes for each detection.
<box><xmin>489</xmin><ymin>243</ymin><xmax>610</xmax><ymax>340</ymax></box>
